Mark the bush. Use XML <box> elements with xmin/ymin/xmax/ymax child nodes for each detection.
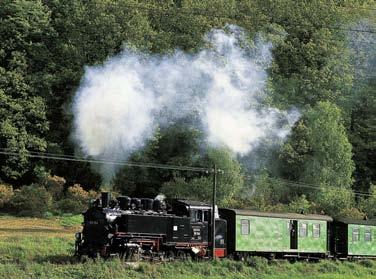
<box><xmin>359</xmin><ymin>184</ymin><xmax>376</xmax><ymax>219</ymax></box>
<box><xmin>56</xmin><ymin>184</ymin><xmax>98</xmax><ymax>214</ymax></box>
<box><xmin>289</xmin><ymin>195</ymin><xmax>314</xmax><ymax>214</ymax></box>
<box><xmin>67</xmin><ymin>184</ymin><xmax>97</xmax><ymax>202</ymax></box>
<box><xmin>45</xmin><ymin>175</ymin><xmax>66</xmax><ymax>198</ymax></box>
<box><xmin>338</xmin><ymin>207</ymin><xmax>366</xmax><ymax>219</ymax></box>
<box><xmin>313</xmin><ymin>187</ymin><xmax>355</xmax><ymax>217</ymax></box>
<box><xmin>0</xmin><ymin>183</ymin><xmax>14</xmax><ymax>209</ymax></box>
<box><xmin>56</xmin><ymin>198</ymin><xmax>87</xmax><ymax>214</ymax></box>
<box><xmin>10</xmin><ymin>185</ymin><xmax>52</xmax><ymax>217</ymax></box>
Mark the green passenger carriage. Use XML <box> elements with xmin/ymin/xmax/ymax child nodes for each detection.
<box><xmin>219</xmin><ymin>209</ymin><xmax>333</xmax><ymax>259</ymax></box>
<box><xmin>333</xmin><ymin>218</ymin><xmax>376</xmax><ymax>258</ymax></box>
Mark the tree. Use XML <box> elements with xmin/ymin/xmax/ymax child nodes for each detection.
<box><xmin>113</xmin><ymin>124</ymin><xmax>204</xmax><ymax>197</ymax></box>
<box><xmin>281</xmin><ymin>101</ymin><xmax>354</xmax><ymax>189</ymax></box>
<box><xmin>160</xmin><ymin>147</ymin><xmax>244</xmax><ymax>206</ymax></box>
<box><xmin>39</xmin><ymin>0</ymin><xmax>155</xmax><ymax>187</ymax></box>
<box><xmin>347</xmin><ymin>17</ymin><xmax>376</xmax><ymax>193</ymax></box>
<box><xmin>359</xmin><ymin>184</ymin><xmax>376</xmax><ymax>219</ymax></box>
<box><xmin>280</xmin><ymin>101</ymin><xmax>356</xmax><ymax>215</ymax></box>
<box><xmin>350</xmin><ymin>82</ymin><xmax>376</xmax><ymax>192</ymax></box>
<box><xmin>263</xmin><ymin>0</ymin><xmax>360</xmax><ymax>108</ymax></box>
<box><xmin>314</xmin><ymin>186</ymin><xmax>355</xmax><ymax>217</ymax></box>
<box><xmin>0</xmin><ymin>0</ymin><xmax>51</xmax><ymax>183</ymax></box>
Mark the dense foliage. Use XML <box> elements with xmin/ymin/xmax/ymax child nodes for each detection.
<box><xmin>0</xmin><ymin>0</ymin><xmax>375</xmax><ymax>218</ymax></box>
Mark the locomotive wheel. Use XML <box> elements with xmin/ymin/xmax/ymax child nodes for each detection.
<box><xmin>123</xmin><ymin>248</ymin><xmax>140</xmax><ymax>262</ymax></box>
<box><xmin>185</xmin><ymin>252</ymin><xmax>193</xmax><ymax>261</ymax></box>
<box><xmin>176</xmin><ymin>250</ymin><xmax>186</xmax><ymax>260</ymax></box>
<box><xmin>119</xmin><ymin>251</ymin><xmax>126</xmax><ymax>262</ymax></box>
<box><xmin>166</xmin><ymin>250</ymin><xmax>175</xmax><ymax>261</ymax></box>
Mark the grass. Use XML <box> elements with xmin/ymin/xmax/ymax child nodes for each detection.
<box><xmin>0</xmin><ymin>215</ymin><xmax>375</xmax><ymax>279</ymax></box>
<box><xmin>0</xmin><ymin>214</ymin><xmax>81</xmax><ymax>238</ymax></box>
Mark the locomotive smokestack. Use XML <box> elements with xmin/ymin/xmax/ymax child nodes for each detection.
<box><xmin>101</xmin><ymin>192</ymin><xmax>111</xmax><ymax>208</ymax></box>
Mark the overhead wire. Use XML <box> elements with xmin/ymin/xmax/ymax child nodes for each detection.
<box><xmin>0</xmin><ymin>149</ymin><xmax>212</xmax><ymax>173</ymax></box>
<box><xmin>242</xmin><ymin>174</ymin><xmax>374</xmax><ymax>197</ymax></box>
<box><xmin>0</xmin><ymin>147</ymin><xmax>372</xmax><ymax>197</ymax></box>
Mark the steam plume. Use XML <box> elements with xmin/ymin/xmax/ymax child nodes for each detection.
<box><xmin>72</xmin><ymin>25</ymin><xmax>299</xmax><ymax>180</ymax></box>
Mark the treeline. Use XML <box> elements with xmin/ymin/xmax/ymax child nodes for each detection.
<box><xmin>0</xmin><ymin>0</ymin><xmax>375</xmax><ymax>218</ymax></box>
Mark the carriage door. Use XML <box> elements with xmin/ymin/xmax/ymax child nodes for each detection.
<box><xmin>290</xmin><ymin>220</ymin><xmax>298</xmax><ymax>249</ymax></box>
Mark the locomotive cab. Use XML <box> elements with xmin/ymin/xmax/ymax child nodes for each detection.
<box><xmin>171</xmin><ymin>200</ymin><xmax>211</xmax><ymax>243</ymax></box>
<box><xmin>171</xmin><ymin>200</ymin><xmax>227</xmax><ymax>258</ymax></box>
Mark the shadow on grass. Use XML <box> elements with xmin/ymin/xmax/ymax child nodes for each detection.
<box><xmin>0</xmin><ymin>255</ymin><xmax>79</xmax><ymax>265</ymax></box>
<box><xmin>34</xmin><ymin>254</ymin><xmax>80</xmax><ymax>264</ymax></box>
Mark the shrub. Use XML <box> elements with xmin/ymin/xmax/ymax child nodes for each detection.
<box><xmin>56</xmin><ymin>184</ymin><xmax>98</xmax><ymax>214</ymax></box>
<box><xmin>10</xmin><ymin>185</ymin><xmax>52</xmax><ymax>217</ymax></box>
<box><xmin>66</xmin><ymin>184</ymin><xmax>97</xmax><ymax>202</ymax></box>
<box><xmin>338</xmin><ymin>207</ymin><xmax>366</xmax><ymax>219</ymax></box>
<box><xmin>289</xmin><ymin>195</ymin><xmax>314</xmax><ymax>214</ymax></box>
<box><xmin>57</xmin><ymin>199</ymin><xmax>87</xmax><ymax>214</ymax></box>
<box><xmin>0</xmin><ymin>184</ymin><xmax>14</xmax><ymax>209</ymax></box>
<box><xmin>45</xmin><ymin>175</ymin><xmax>66</xmax><ymax>198</ymax></box>
<box><xmin>313</xmin><ymin>187</ymin><xmax>354</xmax><ymax>217</ymax></box>
<box><xmin>359</xmin><ymin>184</ymin><xmax>376</xmax><ymax>219</ymax></box>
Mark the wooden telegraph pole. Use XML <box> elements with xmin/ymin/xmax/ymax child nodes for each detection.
<box><xmin>212</xmin><ymin>164</ymin><xmax>217</xmax><ymax>259</ymax></box>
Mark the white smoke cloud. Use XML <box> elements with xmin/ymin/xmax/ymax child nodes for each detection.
<box><xmin>72</xmin><ymin>25</ymin><xmax>299</xmax><ymax>179</ymax></box>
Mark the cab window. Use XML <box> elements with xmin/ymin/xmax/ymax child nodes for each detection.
<box><xmin>203</xmin><ymin>211</ymin><xmax>209</xmax><ymax>222</ymax></box>
<box><xmin>191</xmin><ymin>210</ymin><xmax>203</xmax><ymax>222</ymax></box>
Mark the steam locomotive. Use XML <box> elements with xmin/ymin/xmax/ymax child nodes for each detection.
<box><xmin>75</xmin><ymin>192</ymin><xmax>376</xmax><ymax>260</ymax></box>
<box><xmin>75</xmin><ymin>192</ymin><xmax>227</xmax><ymax>260</ymax></box>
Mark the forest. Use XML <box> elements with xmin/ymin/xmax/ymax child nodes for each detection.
<box><xmin>0</xmin><ymin>0</ymin><xmax>375</xmax><ymax>219</ymax></box>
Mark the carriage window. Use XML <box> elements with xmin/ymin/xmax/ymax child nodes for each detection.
<box><xmin>299</xmin><ymin>223</ymin><xmax>307</xmax><ymax>237</ymax></box>
<box><xmin>365</xmin><ymin>228</ymin><xmax>372</xmax><ymax>242</ymax></box>
<box><xmin>352</xmin><ymin>228</ymin><xmax>360</xmax><ymax>242</ymax></box>
<box><xmin>241</xmin><ymin>219</ymin><xmax>250</xmax><ymax>235</ymax></box>
<box><xmin>313</xmin><ymin>224</ymin><xmax>320</xmax><ymax>238</ymax></box>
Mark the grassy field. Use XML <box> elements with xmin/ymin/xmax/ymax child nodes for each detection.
<box><xmin>0</xmin><ymin>215</ymin><xmax>375</xmax><ymax>279</ymax></box>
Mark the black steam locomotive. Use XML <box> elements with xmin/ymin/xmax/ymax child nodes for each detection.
<box><xmin>75</xmin><ymin>192</ymin><xmax>227</xmax><ymax>260</ymax></box>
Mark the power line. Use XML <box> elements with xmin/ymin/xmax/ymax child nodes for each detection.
<box><xmin>0</xmin><ymin>148</ymin><xmax>373</xmax><ymax>198</ymax></box>
<box><xmin>274</xmin><ymin>177</ymin><xmax>372</xmax><ymax>196</ymax></box>
<box><xmin>242</xmin><ymin>174</ymin><xmax>373</xmax><ymax>197</ymax></box>
<box><xmin>0</xmin><ymin>149</ymin><xmax>213</xmax><ymax>173</ymax></box>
